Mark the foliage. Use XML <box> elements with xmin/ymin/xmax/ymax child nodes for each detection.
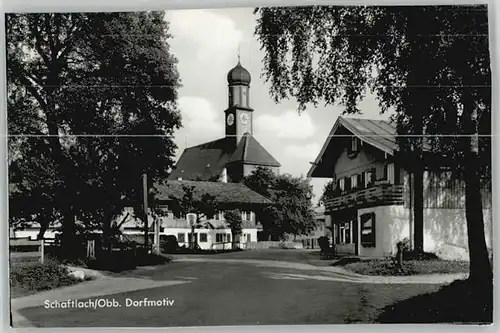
<box><xmin>319</xmin><ymin>180</ymin><xmax>336</xmax><ymax>204</ymax></box>
<box><xmin>244</xmin><ymin>167</ymin><xmax>316</xmax><ymax>240</ymax></box>
<box><xmin>224</xmin><ymin>210</ymin><xmax>243</xmax><ymax>235</ymax></box>
<box><xmin>10</xmin><ymin>261</ymin><xmax>90</xmax><ymax>291</ymax></box>
<box><xmin>344</xmin><ymin>259</ymin><xmax>469</xmax><ymax>276</ymax></box>
<box><xmin>160</xmin><ymin>235</ymin><xmax>179</xmax><ymax>254</ymax></box>
<box><xmin>170</xmin><ymin>185</ymin><xmax>219</xmax><ymax>226</ymax></box>
<box><xmin>254</xmin><ymin>5</ymin><xmax>491</xmax><ymax>282</ymax></box>
<box><xmin>7</xmin><ymin>12</ymin><xmax>181</xmax><ymax>252</ymax></box>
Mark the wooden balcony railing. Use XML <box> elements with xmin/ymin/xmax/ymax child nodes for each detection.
<box><xmin>324</xmin><ymin>184</ymin><xmax>404</xmax><ymax>212</ymax></box>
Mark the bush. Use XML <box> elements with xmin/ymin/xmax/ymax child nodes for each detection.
<box><xmin>318</xmin><ymin>236</ymin><xmax>330</xmax><ymax>253</ymax></box>
<box><xmin>160</xmin><ymin>235</ymin><xmax>179</xmax><ymax>254</ymax></box>
<box><xmin>10</xmin><ymin>261</ymin><xmax>86</xmax><ymax>291</ymax></box>
<box><xmin>86</xmin><ymin>249</ymin><xmax>137</xmax><ymax>272</ymax></box>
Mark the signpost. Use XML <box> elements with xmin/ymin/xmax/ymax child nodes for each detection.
<box><xmin>186</xmin><ymin>213</ymin><xmax>197</xmax><ymax>249</ymax></box>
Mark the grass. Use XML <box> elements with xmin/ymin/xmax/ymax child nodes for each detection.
<box><xmin>10</xmin><ymin>259</ymin><xmax>92</xmax><ymax>298</ymax></box>
<box><xmin>344</xmin><ymin>258</ymin><xmax>469</xmax><ymax>276</ymax></box>
<box><xmin>377</xmin><ymin>278</ymin><xmax>492</xmax><ymax>323</ymax></box>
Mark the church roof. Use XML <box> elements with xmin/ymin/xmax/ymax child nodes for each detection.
<box><xmin>228</xmin><ymin>133</ymin><xmax>281</xmax><ymax>167</ymax></box>
<box><xmin>155</xmin><ymin>180</ymin><xmax>272</xmax><ymax>205</ymax></box>
<box><xmin>168</xmin><ymin>137</ymin><xmax>235</xmax><ymax>181</ymax></box>
<box><xmin>168</xmin><ymin>134</ymin><xmax>280</xmax><ymax>181</ymax></box>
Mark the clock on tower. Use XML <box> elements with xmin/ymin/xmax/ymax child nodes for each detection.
<box><xmin>225</xmin><ymin>59</ymin><xmax>254</xmax><ymax>144</ymax></box>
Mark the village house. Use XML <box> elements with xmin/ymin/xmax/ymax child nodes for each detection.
<box><xmin>117</xmin><ymin>180</ymin><xmax>272</xmax><ymax>250</ymax></box>
<box><xmin>308</xmin><ymin>116</ymin><xmax>492</xmax><ymax>259</ymax></box>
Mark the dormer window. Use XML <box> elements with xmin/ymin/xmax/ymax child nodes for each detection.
<box><xmin>348</xmin><ymin>137</ymin><xmax>359</xmax><ymax>158</ymax></box>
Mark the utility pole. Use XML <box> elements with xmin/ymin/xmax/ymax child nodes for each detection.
<box><xmin>143</xmin><ymin>173</ymin><xmax>149</xmax><ymax>251</ymax></box>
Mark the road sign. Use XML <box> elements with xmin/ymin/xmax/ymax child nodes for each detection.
<box><xmin>186</xmin><ymin>213</ymin><xmax>197</xmax><ymax>227</ymax></box>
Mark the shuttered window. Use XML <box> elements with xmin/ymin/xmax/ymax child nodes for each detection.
<box><xmin>350</xmin><ymin>174</ymin><xmax>358</xmax><ymax>189</ymax></box>
<box><xmin>360</xmin><ymin>213</ymin><xmax>376</xmax><ymax>247</ymax></box>
<box><xmin>385</xmin><ymin>163</ymin><xmax>395</xmax><ymax>184</ymax></box>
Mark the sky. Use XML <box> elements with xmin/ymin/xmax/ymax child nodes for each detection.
<box><xmin>165</xmin><ymin>8</ymin><xmax>391</xmax><ymax>204</ymax></box>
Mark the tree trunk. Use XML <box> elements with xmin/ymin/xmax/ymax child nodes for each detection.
<box><xmin>413</xmin><ymin>164</ymin><xmax>424</xmax><ymax>254</ymax></box>
<box><xmin>463</xmin><ymin>105</ymin><xmax>492</xmax><ymax>285</ymax></box>
<box><xmin>36</xmin><ymin>215</ymin><xmax>49</xmax><ymax>240</ymax></box>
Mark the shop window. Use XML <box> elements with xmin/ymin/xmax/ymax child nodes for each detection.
<box><xmin>360</xmin><ymin>213</ymin><xmax>376</xmax><ymax>247</ymax></box>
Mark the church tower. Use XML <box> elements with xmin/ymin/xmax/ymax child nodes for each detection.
<box><xmin>224</xmin><ymin>58</ymin><xmax>253</xmax><ymax>145</ymax></box>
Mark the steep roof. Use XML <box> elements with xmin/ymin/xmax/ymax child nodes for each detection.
<box><xmin>154</xmin><ymin>180</ymin><xmax>272</xmax><ymax>205</ymax></box>
<box><xmin>169</xmin><ymin>134</ymin><xmax>280</xmax><ymax>181</ymax></box>
<box><xmin>168</xmin><ymin>137</ymin><xmax>235</xmax><ymax>181</ymax></box>
<box><xmin>307</xmin><ymin>116</ymin><xmax>434</xmax><ymax>178</ymax></box>
<box><xmin>307</xmin><ymin>117</ymin><xmax>397</xmax><ymax>178</ymax></box>
<box><xmin>228</xmin><ymin>133</ymin><xmax>281</xmax><ymax>167</ymax></box>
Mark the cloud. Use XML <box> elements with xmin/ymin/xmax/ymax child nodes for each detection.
<box><xmin>283</xmin><ymin>143</ymin><xmax>322</xmax><ymax>162</ymax></box>
<box><xmin>178</xmin><ymin>96</ymin><xmax>223</xmax><ymax>136</ymax></box>
<box><xmin>166</xmin><ymin>10</ymin><xmax>243</xmax><ymax>63</ymax></box>
<box><xmin>254</xmin><ymin>111</ymin><xmax>316</xmax><ymax>139</ymax></box>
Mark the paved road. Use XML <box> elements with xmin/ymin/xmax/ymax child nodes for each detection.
<box><xmin>12</xmin><ymin>251</ymin><xmax>450</xmax><ymax>327</ymax></box>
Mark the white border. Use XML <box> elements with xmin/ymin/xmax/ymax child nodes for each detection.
<box><xmin>1</xmin><ymin>0</ymin><xmax>498</xmax><ymax>332</ymax></box>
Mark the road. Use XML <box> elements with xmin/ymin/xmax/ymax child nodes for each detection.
<box><xmin>14</xmin><ymin>250</ymin><xmax>446</xmax><ymax>327</ymax></box>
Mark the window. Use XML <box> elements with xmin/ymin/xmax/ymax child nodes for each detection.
<box><xmin>215</xmin><ymin>211</ymin><xmax>224</xmax><ymax>221</ymax></box>
<box><xmin>338</xmin><ymin>222</ymin><xmax>351</xmax><ymax>244</ymax></box>
<box><xmin>365</xmin><ymin>168</ymin><xmax>376</xmax><ymax>187</ymax></box>
<box><xmin>177</xmin><ymin>233</ymin><xmax>185</xmax><ymax>243</ymax></box>
<box><xmin>360</xmin><ymin>213</ymin><xmax>376</xmax><ymax>247</ymax></box>
<box><xmin>199</xmin><ymin>233</ymin><xmax>207</xmax><ymax>243</ymax></box>
<box><xmin>345</xmin><ymin>177</ymin><xmax>351</xmax><ymax>191</ymax></box>
<box><xmin>350</xmin><ymin>174</ymin><xmax>358</xmax><ymax>189</ymax></box>
<box><xmin>385</xmin><ymin>163</ymin><xmax>395</xmax><ymax>184</ymax></box>
<box><xmin>216</xmin><ymin>233</ymin><xmax>230</xmax><ymax>243</ymax></box>
<box><xmin>357</xmin><ymin>173</ymin><xmax>364</xmax><ymax>189</ymax></box>
<box><xmin>339</xmin><ymin>178</ymin><xmax>345</xmax><ymax>192</ymax></box>
<box><xmin>348</xmin><ymin>137</ymin><xmax>359</xmax><ymax>157</ymax></box>
<box><xmin>242</xmin><ymin>211</ymin><xmax>251</xmax><ymax>221</ymax></box>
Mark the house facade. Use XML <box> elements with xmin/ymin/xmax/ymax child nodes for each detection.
<box><xmin>116</xmin><ymin>180</ymin><xmax>272</xmax><ymax>250</ymax></box>
<box><xmin>308</xmin><ymin>116</ymin><xmax>492</xmax><ymax>259</ymax></box>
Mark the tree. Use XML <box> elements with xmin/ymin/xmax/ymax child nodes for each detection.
<box><xmin>224</xmin><ymin>210</ymin><xmax>243</xmax><ymax>249</ymax></box>
<box><xmin>254</xmin><ymin>5</ymin><xmax>491</xmax><ymax>284</ymax></box>
<box><xmin>244</xmin><ymin>167</ymin><xmax>316</xmax><ymax>240</ymax></box>
<box><xmin>7</xmin><ymin>12</ymin><xmax>181</xmax><ymax>256</ymax></box>
<box><xmin>169</xmin><ymin>185</ymin><xmax>219</xmax><ymax>249</ymax></box>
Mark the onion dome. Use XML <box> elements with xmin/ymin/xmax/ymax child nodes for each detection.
<box><xmin>227</xmin><ymin>60</ymin><xmax>251</xmax><ymax>86</ymax></box>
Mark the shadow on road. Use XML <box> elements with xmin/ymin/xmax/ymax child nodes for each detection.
<box><xmin>376</xmin><ymin>279</ymin><xmax>493</xmax><ymax>324</ymax></box>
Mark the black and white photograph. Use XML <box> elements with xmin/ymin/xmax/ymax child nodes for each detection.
<box><xmin>6</xmin><ymin>4</ymin><xmax>493</xmax><ymax>327</ymax></box>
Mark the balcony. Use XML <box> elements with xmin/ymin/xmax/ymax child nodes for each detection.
<box><xmin>324</xmin><ymin>183</ymin><xmax>404</xmax><ymax>212</ymax></box>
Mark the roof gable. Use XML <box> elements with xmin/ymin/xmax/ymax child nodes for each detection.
<box><xmin>308</xmin><ymin>117</ymin><xmax>397</xmax><ymax>178</ymax></box>
<box><xmin>228</xmin><ymin>133</ymin><xmax>281</xmax><ymax>167</ymax></box>
<box><xmin>168</xmin><ymin>138</ymin><xmax>235</xmax><ymax>181</ymax></box>
<box><xmin>155</xmin><ymin>180</ymin><xmax>272</xmax><ymax>205</ymax></box>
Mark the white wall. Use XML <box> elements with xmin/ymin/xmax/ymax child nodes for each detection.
<box><xmin>357</xmin><ymin>205</ymin><xmax>410</xmax><ymax>257</ymax></box>
<box><xmin>12</xmin><ymin>229</ymin><xmax>59</xmax><ymax>240</ymax></box>
<box><xmin>422</xmin><ymin>208</ymin><xmax>492</xmax><ymax>253</ymax></box>
<box><xmin>123</xmin><ymin>227</ymin><xmax>258</xmax><ymax>251</ymax></box>
<box><xmin>356</xmin><ymin>205</ymin><xmax>493</xmax><ymax>259</ymax></box>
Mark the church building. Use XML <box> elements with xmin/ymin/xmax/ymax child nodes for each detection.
<box><xmin>168</xmin><ymin>59</ymin><xmax>281</xmax><ymax>182</ymax></box>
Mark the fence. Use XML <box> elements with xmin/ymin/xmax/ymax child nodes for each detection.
<box><xmin>9</xmin><ymin>238</ymin><xmax>48</xmax><ymax>264</ymax></box>
<box><xmin>245</xmin><ymin>241</ymin><xmax>304</xmax><ymax>250</ymax></box>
